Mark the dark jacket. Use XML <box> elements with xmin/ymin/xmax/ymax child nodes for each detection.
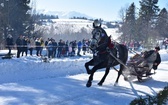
<box><xmin>144</xmin><ymin>50</ymin><xmax>161</xmax><ymax>70</ymax></box>
<box><xmin>153</xmin><ymin>53</ymin><xmax>161</xmax><ymax>70</ymax></box>
<box><xmin>6</xmin><ymin>37</ymin><xmax>14</xmax><ymax>46</ymax></box>
<box><xmin>16</xmin><ymin>38</ymin><xmax>23</xmax><ymax>46</ymax></box>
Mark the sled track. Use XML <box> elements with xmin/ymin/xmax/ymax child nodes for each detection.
<box><xmin>0</xmin><ymin>74</ymin><xmax>77</xmax><ymax>83</ymax></box>
<box><xmin>46</xmin><ymin>85</ymin><xmax>109</xmax><ymax>105</ymax></box>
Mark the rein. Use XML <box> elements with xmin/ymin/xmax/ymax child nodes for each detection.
<box><xmin>98</xmin><ymin>50</ymin><xmax>107</xmax><ymax>54</ymax></box>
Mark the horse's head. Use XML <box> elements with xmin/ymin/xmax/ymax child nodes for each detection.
<box><xmin>90</xmin><ymin>28</ymin><xmax>103</xmax><ymax>50</ymax></box>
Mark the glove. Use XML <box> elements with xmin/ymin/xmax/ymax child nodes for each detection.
<box><xmin>153</xmin><ymin>65</ymin><xmax>157</xmax><ymax>70</ymax></box>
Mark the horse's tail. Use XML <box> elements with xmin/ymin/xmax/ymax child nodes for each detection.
<box><xmin>118</xmin><ymin>44</ymin><xmax>128</xmax><ymax>64</ymax></box>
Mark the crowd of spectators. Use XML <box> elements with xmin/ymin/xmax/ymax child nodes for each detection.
<box><xmin>162</xmin><ymin>38</ymin><xmax>168</xmax><ymax>49</ymax></box>
<box><xmin>8</xmin><ymin>35</ymin><xmax>91</xmax><ymax>58</ymax></box>
<box><xmin>7</xmin><ymin>34</ymin><xmax>168</xmax><ymax>59</ymax></box>
<box><xmin>123</xmin><ymin>40</ymin><xmax>143</xmax><ymax>52</ymax></box>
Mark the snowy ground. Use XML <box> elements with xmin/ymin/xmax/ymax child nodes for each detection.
<box><xmin>0</xmin><ymin>49</ymin><xmax>168</xmax><ymax>105</ymax></box>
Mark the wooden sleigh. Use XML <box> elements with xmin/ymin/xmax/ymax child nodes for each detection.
<box><xmin>124</xmin><ymin>53</ymin><xmax>155</xmax><ymax>82</ymax></box>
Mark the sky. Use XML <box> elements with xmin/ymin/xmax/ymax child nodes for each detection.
<box><xmin>0</xmin><ymin>48</ymin><xmax>168</xmax><ymax>104</ymax></box>
<box><xmin>35</xmin><ymin>0</ymin><xmax>168</xmax><ymax>21</ymax></box>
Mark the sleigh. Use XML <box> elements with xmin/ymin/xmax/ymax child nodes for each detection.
<box><xmin>123</xmin><ymin>53</ymin><xmax>155</xmax><ymax>82</ymax></box>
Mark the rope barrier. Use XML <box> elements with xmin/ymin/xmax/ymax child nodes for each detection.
<box><xmin>2</xmin><ymin>45</ymin><xmax>91</xmax><ymax>48</ymax></box>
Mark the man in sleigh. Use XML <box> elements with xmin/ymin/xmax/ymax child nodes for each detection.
<box><xmin>126</xmin><ymin>46</ymin><xmax>161</xmax><ymax>81</ymax></box>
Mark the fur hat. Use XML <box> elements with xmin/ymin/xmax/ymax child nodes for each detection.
<box><xmin>155</xmin><ymin>46</ymin><xmax>160</xmax><ymax>51</ymax></box>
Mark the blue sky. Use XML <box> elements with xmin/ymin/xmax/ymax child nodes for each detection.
<box><xmin>35</xmin><ymin>0</ymin><xmax>167</xmax><ymax>21</ymax></box>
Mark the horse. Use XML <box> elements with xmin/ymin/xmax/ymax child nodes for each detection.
<box><xmin>85</xmin><ymin>26</ymin><xmax>129</xmax><ymax>87</ymax></box>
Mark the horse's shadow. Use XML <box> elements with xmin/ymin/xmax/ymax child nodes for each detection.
<box><xmin>132</xmin><ymin>77</ymin><xmax>168</xmax><ymax>95</ymax></box>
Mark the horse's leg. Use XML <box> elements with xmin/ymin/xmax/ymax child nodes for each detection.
<box><xmin>114</xmin><ymin>64</ymin><xmax>123</xmax><ymax>86</ymax></box>
<box><xmin>98</xmin><ymin>67</ymin><xmax>110</xmax><ymax>86</ymax></box>
<box><xmin>86</xmin><ymin>62</ymin><xmax>105</xmax><ymax>87</ymax></box>
<box><xmin>85</xmin><ymin>59</ymin><xmax>94</xmax><ymax>74</ymax></box>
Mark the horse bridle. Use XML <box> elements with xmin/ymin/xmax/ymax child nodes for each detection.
<box><xmin>90</xmin><ymin>28</ymin><xmax>102</xmax><ymax>50</ymax></box>
<box><xmin>92</xmin><ymin>29</ymin><xmax>102</xmax><ymax>42</ymax></box>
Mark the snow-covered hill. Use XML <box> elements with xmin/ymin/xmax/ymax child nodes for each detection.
<box><xmin>36</xmin><ymin>19</ymin><xmax>122</xmax><ymax>42</ymax></box>
<box><xmin>37</xmin><ymin>10</ymin><xmax>94</xmax><ymax>19</ymax></box>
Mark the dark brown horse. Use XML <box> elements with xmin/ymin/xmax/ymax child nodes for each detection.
<box><xmin>85</xmin><ymin>26</ymin><xmax>128</xmax><ymax>87</ymax></box>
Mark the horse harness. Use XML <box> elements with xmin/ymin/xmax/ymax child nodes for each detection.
<box><xmin>91</xmin><ymin>27</ymin><xmax>121</xmax><ymax>66</ymax></box>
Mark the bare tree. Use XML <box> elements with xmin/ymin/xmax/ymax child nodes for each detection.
<box><xmin>118</xmin><ymin>4</ymin><xmax>129</xmax><ymax>22</ymax></box>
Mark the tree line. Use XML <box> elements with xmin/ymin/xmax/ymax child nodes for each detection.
<box><xmin>119</xmin><ymin>0</ymin><xmax>168</xmax><ymax>48</ymax></box>
<box><xmin>0</xmin><ymin>0</ymin><xmax>59</xmax><ymax>47</ymax></box>
<box><xmin>1</xmin><ymin>0</ymin><xmax>168</xmax><ymax>49</ymax></box>
<box><xmin>0</xmin><ymin>0</ymin><xmax>31</xmax><ymax>45</ymax></box>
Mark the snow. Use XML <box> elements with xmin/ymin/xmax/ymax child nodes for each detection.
<box><xmin>0</xmin><ymin>49</ymin><xmax>168</xmax><ymax>105</ymax></box>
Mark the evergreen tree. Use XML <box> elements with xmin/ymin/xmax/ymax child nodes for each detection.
<box><xmin>0</xmin><ymin>0</ymin><xmax>10</xmax><ymax>41</ymax></box>
<box><xmin>0</xmin><ymin>0</ymin><xmax>33</xmax><ymax>47</ymax></box>
<box><xmin>120</xmin><ymin>3</ymin><xmax>136</xmax><ymax>43</ymax></box>
<box><xmin>0</xmin><ymin>6</ymin><xmax>4</xmax><ymax>46</ymax></box>
<box><xmin>137</xmin><ymin>0</ymin><xmax>160</xmax><ymax>45</ymax></box>
<box><xmin>155</xmin><ymin>8</ymin><xmax>168</xmax><ymax>38</ymax></box>
<box><xmin>8</xmin><ymin>0</ymin><xmax>31</xmax><ymax>37</ymax></box>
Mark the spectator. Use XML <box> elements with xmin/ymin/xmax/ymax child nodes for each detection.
<box><xmin>82</xmin><ymin>40</ymin><xmax>87</xmax><ymax>55</ymax></box>
<box><xmin>52</xmin><ymin>39</ymin><xmax>57</xmax><ymax>58</ymax></box>
<box><xmin>21</xmin><ymin>36</ymin><xmax>28</xmax><ymax>56</ymax></box>
<box><xmin>77</xmin><ymin>40</ymin><xmax>82</xmax><ymax>56</ymax></box>
<box><xmin>72</xmin><ymin>40</ymin><xmax>77</xmax><ymax>56</ymax></box>
<box><xmin>68</xmin><ymin>42</ymin><xmax>73</xmax><ymax>57</ymax></box>
<box><xmin>35</xmin><ymin>38</ymin><xmax>41</xmax><ymax>56</ymax></box>
<box><xmin>57</xmin><ymin>39</ymin><xmax>64</xmax><ymax>58</ymax></box>
<box><xmin>47</xmin><ymin>40</ymin><xmax>53</xmax><ymax>58</ymax></box>
<box><xmin>164</xmin><ymin>38</ymin><xmax>168</xmax><ymax>49</ymax></box>
<box><xmin>6</xmin><ymin>34</ymin><xmax>14</xmax><ymax>55</ymax></box>
<box><xmin>65</xmin><ymin>40</ymin><xmax>69</xmax><ymax>57</ymax></box>
<box><xmin>39</xmin><ymin>37</ymin><xmax>45</xmax><ymax>56</ymax></box>
<box><xmin>16</xmin><ymin>35</ymin><xmax>23</xmax><ymax>58</ymax></box>
<box><xmin>45</xmin><ymin>38</ymin><xmax>50</xmax><ymax>56</ymax></box>
<box><xmin>28</xmin><ymin>37</ymin><xmax>35</xmax><ymax>56</ymax></box>
<box><xmin>129</xmin><ymin>40</ymin><xmax>134</xmax><ymax>51</ymax></box>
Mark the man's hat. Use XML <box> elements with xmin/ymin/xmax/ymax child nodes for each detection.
<box><xmin>155</xmin><ymin>46</ymin><xmax>160</xmax><ymax>51</ymax></box>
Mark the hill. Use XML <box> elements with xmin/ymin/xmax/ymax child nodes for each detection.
<box><xmin>37</xmin><ymin>10</ymin><xmax>94</xmax><ymax>19</ymax></box>
<box><xmin>35</xmin><ymin>19</ymin><xmax>122</xmax><ymax>42</ymax></box>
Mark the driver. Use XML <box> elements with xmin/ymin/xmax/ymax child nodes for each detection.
<box><xmin>152</xmin><ymin>46</ymin><xmax>161</xmax><ymax>73</ymax></box>
<box><xmin>144</xmin><ymin>46</ymin><xmax>161</xmax><ymax>74</ymax></box>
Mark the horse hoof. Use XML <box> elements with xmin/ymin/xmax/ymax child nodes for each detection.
<box><xmin>97</xmin><ymin>82</ymin><xmax>102</xmax><ymax>86</ymax></box>
<box><xmin>86</xmin><ymin>82</ymin><xmax>92</xmax><ymax>87</ymax></box>
<box><xmin>124</xmin><ymin>77</ymin><xmax>128</xmax><ymax>81</ymax></box>
<box><xmin>137</xmin><ymin>76</ymin><xmax>142</xmax><ymax>82</ymax></box>
<box><xmin>114</xmin><ymin>82</ymin><xmax>118</xmax><ymax>86</ymax></box>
